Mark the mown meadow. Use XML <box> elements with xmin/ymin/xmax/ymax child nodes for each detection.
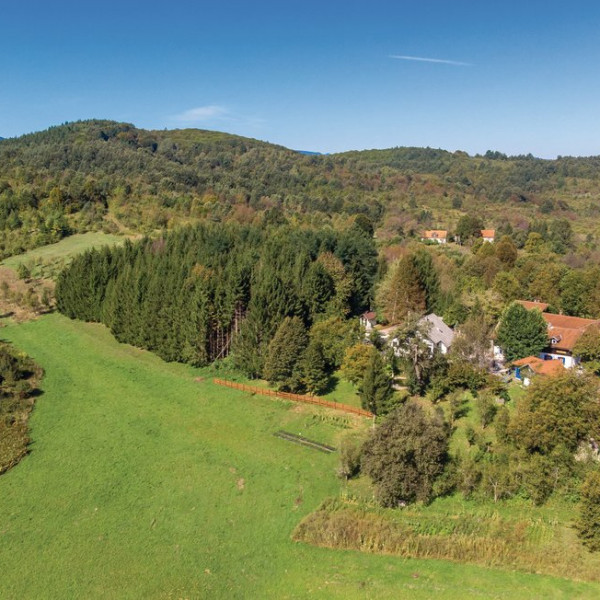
<box><xmin>0</xmin><ymin>315</ymin><xmax>596</xmax><ymax>598</ymax></box>
<box><xmin>1</xmin><ymin>232</ymin><xmax>127</xmax><ymax>280</ymax></box>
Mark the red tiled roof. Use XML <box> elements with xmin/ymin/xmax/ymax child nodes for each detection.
<box><xmin>512</xmin><ymin>356</ymin><xmax>565</xmax><ymax>376</ymax></box>
<box><xmin>422</xmin><ymin>230</ymin><xmax>447</xmax><ymax>239</ymax></box>
<box><xmin>516</xmin><ymin>300</ymin><xmax>549</xmax><ymax>312</ymax></box>
<box><xmin>543</xmin><ymin>313</ymin><xmax>600</xmax><ymax>351</ymax></box>
<box><xmin>481</xmin><ymin>229</ymin><xmax>495</xmax><ymax>239</ymax></box>
<box><xmin>514</xmin><ymin>301</ymin><xmax>600</xmax><ymax>352</ymax></box>
<box><xmin>362</xmin><ymin>311</ymin><xmax>376</xmax><ymax>321</ymax></box>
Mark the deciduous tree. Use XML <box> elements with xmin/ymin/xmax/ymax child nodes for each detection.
<box><xmin>362</xmin><ymin>401</ymin><xmax>449</xmax><ymax>506</ymax></box>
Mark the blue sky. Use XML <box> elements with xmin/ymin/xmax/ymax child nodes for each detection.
<box><xmin>2</xmin><ymin>1</ymin><xmax>600</xmax><ymax>157</ymax></box>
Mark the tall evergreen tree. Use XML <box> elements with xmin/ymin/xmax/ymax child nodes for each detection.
<box><xmin>414</xmin><ymin>249</ymin><xmax>441</xmax><ymax>313</ymax></box>
<box><xmin>376</xmin><ymin>254</ymin><xmax>426</xmax><ymax>324</ymax></box>
<box><xmin>360</xmin><ymin>351</ymin><xmax>392</xmax><ymax>415</ymax></box>
<box><xmin>300</xmin><ymin>340</ymin><xmax>329</xmax><ymax>395</ymax></box>
<box><xmin>496</xmin><ymin>303</ymin><xmax>548</xmax><ymax>362</ymax></box>
<box><xmin>263</xmin><ymin>317</ymin><xmax>308</xmax><ymax>391</ymax></box>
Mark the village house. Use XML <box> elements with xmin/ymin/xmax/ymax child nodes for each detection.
<box><xmin>359</xmin><ymin>311</ymin><xmax>377</xmax><ymax>332</ymax></box>
<box><xmin>493</xmin><ymin>300</ymin><xmax>600</xmax><ymax>368</ymax></box>
<box><xmin>376</xmin><ymin>313</ymin><xmax>455</xmax><ymax>357</ymax></box>
<box><xmin>481</xmin><ymin>229</ymin><xmax>495</xmax><ymax>243</ymax></box>
<box><xmin>421</xmin><ymin>230</ymin><xmax>448</xmax><ymax>244</ymax></box>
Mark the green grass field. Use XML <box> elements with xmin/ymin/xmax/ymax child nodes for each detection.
<box><xmin>0</xmin><ymin>314</ymin><xmax>598</xmax><ymax>599</ymax></box>
<box><xmin>1</xmin><ymin>232</ymin><xmax>127</xmax><ymax>276</ymax></box>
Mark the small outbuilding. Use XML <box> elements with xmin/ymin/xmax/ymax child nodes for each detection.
<box><xmin>512</xmin><ymin>355</ymin><xmax>565</xmax><ymax>386</ymax></box>
<box><xmin>360</xmin><ymin>311</ymin><xmax>377</xmax><ymax>332</ymax></box>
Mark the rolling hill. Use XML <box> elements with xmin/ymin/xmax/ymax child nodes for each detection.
<box><xmin>0</xmin><ymin>119</ymin><xmax>599</xmax><ymax>259</ymax></box>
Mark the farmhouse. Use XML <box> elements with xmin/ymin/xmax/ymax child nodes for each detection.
<box><xmin>360</xmin><ymin>311</ymin><xmax>377</xmax><ymax>332</ymax></box>
<box><xmin>539</xmin><ymin>312</ymin><xmax>600</xmax><ymax>368</ymax></box>
<box><xmin>481</xmin><ymin>229</ymin><xmax>495</xmax><ymax>243</ymax></box>
<box><xmin>421</xmin><ymin>230</ymin><xmax>448</xmax><ymax>244</ymax></box>
<box><xmin>378</xmin><ymin>313</ymin><xmax>455</xmax><ymax>357</ymax></box>
<box><xmin>496</xmin><ymin>300</ymin><xmax>600</xmax><ymax>368</ymax></box>
<box><xmin>512</xmin><ymin>355</ymin><xmax>565</xmax><ymax>386</ymax></box>
<box><xmin>417</xmin><ymin>313</ymin><xmax>455</xmax><ymax>355</ymax></box>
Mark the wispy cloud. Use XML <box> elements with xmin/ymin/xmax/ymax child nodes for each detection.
<box><xmin>171</xmin><ymin>105</ymin><xmax>229</xmax><ymax>122</ymax></box>
<box><xmin>390</xmin><ymin>55</ymin><xmax>472</xmax><ymax>67</ymax></box>
<box><xmin>169</xmin><ymin>105</ymin><xmax>265</xmax><ymax>129</ymax></box>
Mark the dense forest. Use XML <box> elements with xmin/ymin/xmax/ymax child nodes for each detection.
<box><xmin>56</xmin><ymin>222</ymin><xmax>377</xmax><ymax>388</ymax></box>
<box><xmin>2</xmin><ymin>120</ymin><xmax>600</xmax><ymax>259</ymax></box>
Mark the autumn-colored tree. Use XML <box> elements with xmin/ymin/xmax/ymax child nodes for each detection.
<box><xmin>376</xmin><ymin>254</ymin><xmax>425</xmax><ymax>324</ymax></box>
<box><xmin>495</xmin><ymin>235</ymin><xmax>518</xmax><ymax>268</ymax></box>
<box><xmin>493</xmin><ymin>271</ymin><xmax>523</xmax><ymax>303</ymax></box>
<box><xmin>560</xmin><ymin>270</ymin><xmax>590</xmax><ymax>317</ymax></box>
<box><xmin>573</xmin><ymin>325</ymin><xmax>600</xmax><ymax>373</ymax></box>
<box><xmin>527</xmin><ymin>262</ymin><xmax>565</xmax><ymax>309</ymax></box>
<box><xmin>450</xmin><ymin>311</ymin><xmax>492</xmax><ymax>368</ymax></box>
<box><xmin>341</xmin><ymin>343</ymin><xmax>376</xmax><ymax>386</ymax></box>
<box><xmin>309</xmin><ymin>316</ymin><xmax>360</xmax><ymax>370</ymax></box>
<box><xmin>524</xmin><ymin>232</ymin><xmax>546</xmax><ymax>253</ymax></box>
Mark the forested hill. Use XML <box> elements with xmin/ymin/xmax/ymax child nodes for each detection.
<box><xmin>1</xmin><ymin>119</ymin><xmax>600</xmax><ymax>258</ymax></box>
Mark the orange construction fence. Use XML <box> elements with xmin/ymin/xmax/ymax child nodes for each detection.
<box><xmin>212</xmin><ymin>378</ymin><xmax>374</xmax><ymax>418</ymax></box>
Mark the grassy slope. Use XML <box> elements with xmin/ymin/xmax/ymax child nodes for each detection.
<box><xmin>1</xmin><ymin>232</ymin><xmax>126</xmax><ymax>271</ymax></box>
<box><xmin>0</xmin><ymin>315</ymin><xmax>597</xmax><ymax>598</ymax></box>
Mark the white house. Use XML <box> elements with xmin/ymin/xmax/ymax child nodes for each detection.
<box><xmin>481</xmin><ymin>229</ymin><xmax>495</xmax><ymax>243</ymax></box>
<box><xmin>418</xmin><ymin>314</ymin><xmax>455</xmax><ymax>355</ymax></box>
<box><xmin>421</xmin><ymin>230</ymin><xmax>448</xmax><ymax>244</ymax></box>
<box><xmin>360</xmin><ymin>311</ymin><xmax>377</xmax><ymax>332</ymax></box>
<box><xmin>380</xmin><ymin>314</ymin><xmax>455</xmax><ymax>357</ymax></box>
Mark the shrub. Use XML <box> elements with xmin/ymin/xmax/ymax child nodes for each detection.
<box><xmin>577</xmin><ymin>470</ymin><xmax>600</xmax><ymax>551</ymax></box>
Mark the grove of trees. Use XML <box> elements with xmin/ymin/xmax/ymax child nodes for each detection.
<box><xmin>56</xmin><ymin>222</ymin><xmax>377</xmax><ymax>391</ymax></box>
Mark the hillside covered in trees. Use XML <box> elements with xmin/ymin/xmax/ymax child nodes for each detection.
<box><xmin>2</xmin><ymin>120</ymin><xmax>600</xmax><ymax>259</ymax></box>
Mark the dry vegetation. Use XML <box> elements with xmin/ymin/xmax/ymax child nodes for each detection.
<box><xmin>294</xmin><ymin>498</ymin><xmax>600</xmax><ymax>583</ymax></box>
<box><xmin>0</xmin><ymin>267</ymin><xmax>53</xmax><ymax>322</ymax></box>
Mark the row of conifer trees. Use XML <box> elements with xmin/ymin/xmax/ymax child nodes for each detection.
<box><xmin>55</xmin><ymin>222</ymin><xmax>377</xmax><ymax>372</ymax></box>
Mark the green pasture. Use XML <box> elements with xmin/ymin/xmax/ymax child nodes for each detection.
<box><xmin>0</xmin><ymin>314</ymin><xmax>598</xmax><ymax>598</ymax></box>
<box><xmin>1</xmin><ymin>232</ymin><xmax>126</xmax><ymax>276</ymax></box>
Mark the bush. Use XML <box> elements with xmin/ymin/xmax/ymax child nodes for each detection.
<box><xmin>476</xmin><ymin>392</ymin><xmax>497</xmax><ymax>429</ymax></box>
<box><xmin>444</xmin><ymin>361</ymin><xmax>488</xmax><ymax>394</ymax></box>
<box><xmin>577</xmin><ymin>470</ymin><xmax>600</xmax><ymax>551</ymax></box>
<box><xmin>337</xmin><ymin>434</ymin><xmax>365</xmax><ymax>481</ymax></box>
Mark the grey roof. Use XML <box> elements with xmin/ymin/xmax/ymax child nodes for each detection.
<box><xmin>418</xmin><ymin>314</ymin><xmax>455</xmax><ymax>348</ymax></box>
